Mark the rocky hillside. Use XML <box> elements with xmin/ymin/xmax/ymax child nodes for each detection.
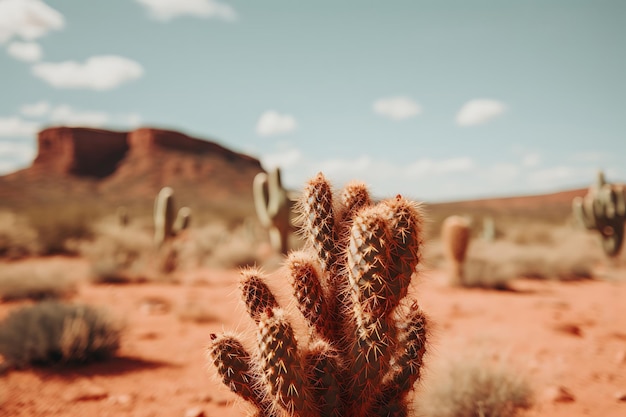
<box><xmin>0</xmin><ymin>127</ymin><xmax>265</xmax><ymax>221</ymax></box>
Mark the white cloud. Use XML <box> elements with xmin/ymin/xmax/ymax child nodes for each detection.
<box><xmin>123</xmin><ymin>113</ymin><xmax>142</xmax><ymax>128</ymax></box>
<box><xmin>0</xmin><ymin>116</ymin><xmax>40</xmax><ymax>137</ymax></box>
<box><xmin>256</xmin><ymin>110</ymin><xmax>297</xmax><ymax>137</ymax></box>
<box><xmin>527</xmin><ymin>166</ymin><xmax>578</xmax><ymax>184</ymax></box>
<box><xmin>7</xmin><ymin>40</ymin><xmax>42</xmax><ymax>62</ymax></box>
<box><xmin>456</xmin><ymin>99</ymin><xmax>506</xmax><ymax>127</ymax></box>
<box><xmin>0</xmin><ymin>0</ymin><xmax>64</xmax><ymax>43</ymax></box>
<box><xmin>373</xmin><ymin>96</ymin><xmax>421</xmax><ymax>120</ymax></box>
<box><xmin>32</xmin><ymin>55</ymin><xmax>144</xmax><ymax>90</ymax></box>
<box><xmin>49</xmin><ymin>105</ymin><xmax>109</xmax><ymax>127</ymax></box>
<box><xmin>0</xmin><ymin>140</ymin><xmax>36</xmax><ymax>174</ymax></box>
<box><xmin>521</xmin><ymin>152</ymin><xmax>541</xmax><ymax>167</ymax></box>
<box><xmin>135</xmin><ymin>0</ymin><xmax>237</xmax><ymax>21</ymax></box>
<box><xmin>20</xmin><ymin>100</ymin><xmax>50</xmax><ymax>117</ymax></box>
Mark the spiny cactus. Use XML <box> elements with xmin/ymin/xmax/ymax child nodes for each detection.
<box><xmin>572</xmin><ymin>171</ymin><xmax>626</xmax><ymax>257</ymax></box>
<box><xmin>441</xmin><ymin>215</ymin><xmax>471</xmax><ymax>286</ymax></box>
<box><xmin>153</xmin><ymin>187</ymin><xmax>191</xmax><ymax>247</ymax></box>
<box><xmin>209</xmin><ymin>173</ymin><xmax>429</xmax><ymax>417</ymax></box>
<box><xmin>253</xmin><ymin>167</ymin><xmax>291</xmax><ymax>255</ymax></box>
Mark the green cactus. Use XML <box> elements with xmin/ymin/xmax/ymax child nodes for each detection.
<box><xmin>253</xmin><ymin>167</ymin><xmax>290</xmax><ymax>255</ymax></box>
<box><xmin>209</xmin><ymin>172</ymin><xmax>429</xmax><ymax>417</ymax></box>
<box><xmin>572</xmin><ymin>171</ymin><xmax>626</xmax><ymax>257</ymax></box>
<box><xmin>153</xmin><ymin>187</ymin><xmax>191</xmax><ymax>247</ymax></box>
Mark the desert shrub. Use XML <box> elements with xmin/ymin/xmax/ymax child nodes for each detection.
<box><xmin>0</xmin><ymin>211</ymin><xmax>42</xmax><ymax>259</ymax></box>
<box><xmin>77</xmin><ymin>221</ymin><xmax>155</xmax><ymax>283</ymax></box>
<box><xmin>0</xmin><ymin>301</ymin><xmax>122</xmax><ymax>368</ymax></box>
<box><xmin>0</xmin><ymin>262</ymin><xmax>79</xmax><ymax>301</ymax></box>
<box><xmin>460</xmin><ymin>225</ymin><xmax>601</xmax><ymax>288</ymax></box>
<box><xmin>23</xmin><ymin>205</ymin><xmax>96</xmax><ymax>255</ymax></box>
<box><xmin>177</xmin><ymin>222</ymin><xmax>261</xmax><ymax>269</ymax></box>
<box><xmin>418</xmin><ymin>356</ymin><xmax>533</xmax><ymax>417</ymax></box>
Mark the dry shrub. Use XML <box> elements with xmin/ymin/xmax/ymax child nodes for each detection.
<box><xmin>462</xmin><ymin>225</ymin><xmax>601</xmax><ymax>288</ymax></box>
<box><xmin>77</xmin><ymin>220</ymin><xmax>156</xmax><ymax>283</ymax></box>
<box><xmin>0</xmin><ymin>301</ymin><xmax>122</xmax><ymax>368</ymax></box>
<box><xmin>0</xmin><ymin>262</ymin><xmax>79</xmax><ymax>301</ymax></box>
<box><xmin>0</xmin><ymin>211</ymin><xmax>41</xmax><ymax>259</ymax></box>
<box><xmin>418</xmin><ymin>355</ymin><xmax>533</xmax><ymax>417</ymax></box>
<box><xmin>177</xmin><ymin>222</ymin><xmax>261</xmax><ymax>269</ymax></box>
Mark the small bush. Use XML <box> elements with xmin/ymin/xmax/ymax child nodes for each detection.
<box><xmin>24</xmin><ymin>205</ymin><xmax>96</xmax><ymax>255</ymax></box>
<box><xmin>0</xmin><ymin>211</ymin><xmax>41</xmax><ymax>259</ymax></box>
<box><xmin>0</xmin><ymin>301</ymin><xmax>122</xmax><ymax>368</ymax></box>
<box><xmin>77</xmin><ymin>221</ymin><xmax>155</xmax><ymax>284</ymax></box>
<box><xmin>419</xmin><ymin>356</ymin><xmax>533</xmax><ymax>417</ymax></box>
<box><xmin>0</xmin><ymin>263</ymin><xmax>79</xmax><ymax>301</ymax></box>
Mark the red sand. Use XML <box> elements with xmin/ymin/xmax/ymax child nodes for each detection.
<box><xmin>1</xmin><ymin>259</ymin><xmax>625</xmax><ymax>417</ymax></box>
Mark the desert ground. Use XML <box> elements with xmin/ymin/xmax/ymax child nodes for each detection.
<box><xmin>1</xmin><ymin>251</ymin><xmax>625</xmax><ymax>417</ymax></box>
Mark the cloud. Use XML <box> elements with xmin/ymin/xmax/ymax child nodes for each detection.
<box><xmin>20</xmin><ymin>100</ymin><xmax>50</xmax><ymax>117</ymax></box>
<box><xmin>456</xmin><ymin>99</ymin><xmax>506</xmax><ymax>126</ymax></box>
<box><xmin>0</xmin><ymin>140</ymin><xmax>36</xmax><ymax>174</ymax></box>
<box><xmin>260</xmin><ymin>148</ymin><xmax>302</xmax><ymax>170</ymax></box>
<box><xmin>0</xmin><ymin>0</ymin><xmax>64</xmax><ymax>43</ymax></box>
<box><xmin>256</xmin><ymin>111</ymin><xmax>297</xmax><ymax>137</ymax></box>
<box><xmin>135</xmin><ymin>0</ymin><xmax>237</xmax><ymax>21</ymax></box>
<box><xmin>405</xmin><ymin>156</ymin><xmax>475</xmax><ymax>178</ymax></box>
<box><xmin>0</xmin><ymin>117</ymin><xmax>40</xmax><ymax>137</ymax></box>
<box><xmin>49</xmin><ymin>105</ymin><xmax>109</xmax><ymax>127</ymax></box>
<box><xmin>7</xmin><ymin>41</ymin><xmax>42</xmax><ymax>62</ymax></box>
<box><xmin>373</xmin><ymin>96</ymin><xmax>421</xmax><ymax>120</ymax></box>
<box><xmin>32</xmin><ymin>55</ymin><xmax>144</xmax><ymax>90</ymax></box>
<box><xmin>521</xmin><ymin>152</ymin><xmax>541</xmax><ymax>167</ymax></box>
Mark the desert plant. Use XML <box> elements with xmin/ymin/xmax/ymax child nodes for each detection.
<box><xmin>441</xmin><ymin>215</ymin><xmax>472</xmax><ymax>285</ymax></box>
<box><xmin>154</xmin><ymin>186</ymin><xmax>191</xmax><ymax>247</ymax></box>
<box><xmin>0</xmin><ymin>262</ymin><xmax>79</xmax><ymax>301</ymax></box>
<box><xmin>572</xmin><ymin>170</ymin><xmax>626</xmax><ymax>257</ymax></box>
<box><xmin>253</xmin><ymin>167</ymin><xmax>290</xmax><ymax>255</ymax></box>
<box><xmin>0</xmin><ymin>301</ymin><xmax>122</xmax><ymax>368</ymax></box>
<box><xmin>208</xmin><ymin>173</ymin><xmax>428</xmax><ymax>417</ymax></box>
<box><xmin>418</xmin><ymin>355</ymin><xmax>533</xmax><ymax>417</ymax></box>
<box><xmin>0</xmin><ymin>211</ymin><xmax>42</xmax><ymax>259</ymax></box>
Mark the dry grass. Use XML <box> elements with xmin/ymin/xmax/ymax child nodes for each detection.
<box><xmin>0</xmin><ymin>301</ymin><xmax>122</xmax><ymax>368</ymax></box>
<box><xmin>0</xmin><ymin>262</ymin><xmax>80</xmax><ymax>301</ymax></box>
<box><xmin>418</xmin><ymin>355</ymin><xmax>533</xmax><ymax>417</ymax></box>
<box><xmin>0</xmin><ymin>211</ymin><xmax>42</xmax><ymax>259</ymax></box>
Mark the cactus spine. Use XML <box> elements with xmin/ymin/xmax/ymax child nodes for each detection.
<box><xmin>572</xmin><ymin>171</ymin><xmax>626</xmax><ymax>257</ymax></box>
<box><xmin>209</xmin><ymin>172</ymin><xmax>429</xmax><ymax>417</ymax></box>
<box><xmin>254</xmin><ymin>168</ymin><xmax>290</xmax><ymax>255</ymax></box>
<box><xmin>153</xmin><ymin>187</ymin><xmax>191</xmax><ymax>247</ymax></box>
<box><xmin>441</xmin><ymin>215</ymin><xmax>471</xmax><ymax>286</ymax></box>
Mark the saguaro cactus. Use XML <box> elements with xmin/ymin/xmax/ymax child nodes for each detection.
<box><xmin>572</xmin><ymin>171</ymin><xmax>626</xmax><ymax>257</ymax></box>
<box><xmin>253</xmin><ymin>167</ymin><xmax>290</xmax><ymax>255</ymax></box>
<box><xmin>153</xmin><ymin>187</ymin><xmax>191</xmax><ymax>247</ymax></box>
<box><xmin>441</xmin><ymin>215</ymin><xmax>471</xmax><ymax>286</ymax></box>
<box><xmin>209</xmin><ymin>173</ymin><xmax>429</xmax><ymax>417</ymax></box>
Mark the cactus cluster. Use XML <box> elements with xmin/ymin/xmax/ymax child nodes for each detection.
<box><xmin>441</xmin><ymin>215</ymin><xmax>471</xmax><ymax>286</ymax></box>
<box><xmin>253</xmin><ymin>167</ymin><xmax>291</xmax><ymax>255</ymax></box>
<box><xmin>153</xmin><ymin>186</ymin><xmax>191</xmax><ymax>247</ymax></box>
<box><xmin>209</xmin><ymin>173</ymin><xmax>429</xmax><ymax>417</ymax></box>
<box><xmin>572</xmin><ymin>171</ymin><xmax>626</xmax><ymax>257</ymax></box>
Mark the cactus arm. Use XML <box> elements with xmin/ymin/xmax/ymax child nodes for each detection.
<box><xmin>154</xmin><ymin>187</ymin><xmax>175</xmax><ymax>247</ymax></box>
<box><xmin>254</xmin><ymin>169</ymin><xmax>290</xmax><ymax>255</ymax></box>
<box><xmin>254</xmin><ymin>173</ymin><xmax>273</xmax><ymax>228</ymax></box>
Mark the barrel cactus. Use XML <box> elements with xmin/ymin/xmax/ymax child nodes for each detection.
<box><xmin>209</xmin><ymin>173</ymin><xmax>429</xmax><ymax>417</ymax></box>
<box><xmin>253</xmin><ymin>167</ymin><xmax>290</xmax><ymax>255</ymax></box>
<box><xmin>572</xmin><ymin>171</ymin><xmax>626</xmax><ymax>257</ymax></box>
<box><xmin>441</xmin><ymin>215</ymin><xmax>471</xmax><ymax>286</ymax></box>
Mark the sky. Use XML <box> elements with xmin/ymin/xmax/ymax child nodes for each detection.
<box><xmin>0</xmin><ymin>0</ymin><xmax>625</xmax><ymax>202</ymax></box>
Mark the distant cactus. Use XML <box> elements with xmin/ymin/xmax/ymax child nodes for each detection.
<box><xmin>572</xmin><ymin>171</ymin><xmax>626</xmax><ymax>257</ymax></box>
<box><xmin>209</xmin><ymin>173</ymin><xmax>429</xmax><ymax>417</ymax></box>
<box><xmin>481</xmin><ymin>216</ymin><xmax>496</xmax><ymax>242</ymax></box>
<box><xmin>441</xmin><ymin>215</ymin><xmax>471</xmax><ymax>286</ymax></box>
<box><xmin>253</xmin><ymin>167</ymin><xmax>290</xmax><ymax>255</ymax></box>
<box><xmin>153</xmin><ymin>187</ymin><xmax>191</xmax><ymax>247</ymax></box>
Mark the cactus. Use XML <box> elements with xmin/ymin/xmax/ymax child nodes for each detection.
<box><xmin>153</xmin><ymin>187</ymin><xmax>191</xmax><ymax>247</ymax></box>
<box><xmin>441</xmin><ymin>215</ymin><xmax>471</xmax><ymax>286</ymax></box>
<box><xmin>209</xmin><ymin>173</ymin><xmax>429</xmax><ymax>417</ymax></box>
<box><xmin>253</xmin><ymin>167</ymin><xmax>290</xmax><ymax>255</ymax></box>
<box><xmin>572</xmin><ymin>171</ymin><xmax>626</xmax><ymax>257</ymax></box>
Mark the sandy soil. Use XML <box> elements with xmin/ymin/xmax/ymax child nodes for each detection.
<box><xmin>1</xmin><ymin>258</ymin><xmax>625</xmax><ymax>417</ymax></box>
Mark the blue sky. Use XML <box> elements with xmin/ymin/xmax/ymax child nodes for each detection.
<box><xmin>0</xmin><ymin>0</ymin><xmax>624</xmax><ymax>202</ymax></box>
